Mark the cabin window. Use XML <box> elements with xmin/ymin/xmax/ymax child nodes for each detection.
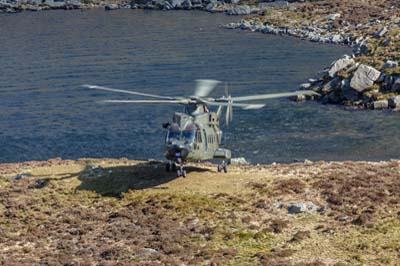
<box><xmin>196</xmin><ymin>130</ymin><xmax>202</xmax><ymax>143</ymax></box>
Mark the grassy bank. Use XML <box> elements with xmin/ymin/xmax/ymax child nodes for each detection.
<box><xmin>1</xmin><ymin>158</ymin><xmax>399</xmax><ymax>265</ymax></box>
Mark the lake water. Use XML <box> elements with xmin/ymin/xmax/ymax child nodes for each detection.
<box><xmin>0</xmin><ymin>9</ymin><xmax>398</xmax><ymax>164</ymax></box>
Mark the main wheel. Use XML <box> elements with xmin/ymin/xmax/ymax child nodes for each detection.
<box><xmin>176</xmin><ymin>169</ymin><xmax>181</xmax><ymax>177</ymax></box>
<box><xmin>223</xmin><ymin>164</ymin><xmax>228</xmax><ymax>173</ymax></box>
<box><xmin>182</xmin><ymin>170</ymin><xmax>187</xmax><ymax>178</ymax></box>
<box><xmin>217</xmin><ymin>164</ymin><xmax>222</xmax><ymax>172</ymax></box>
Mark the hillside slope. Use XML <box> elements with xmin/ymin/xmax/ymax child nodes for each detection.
<box><xmin>1</xmin><ymin>158</ymin><xmax>399</xmax><ymax>265</ymax></box>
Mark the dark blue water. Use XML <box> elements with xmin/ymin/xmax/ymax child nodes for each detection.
<box><xmin>0</xmin><ymin>9</ymin><xmax>398</xmax><ymax>163</ymax></box>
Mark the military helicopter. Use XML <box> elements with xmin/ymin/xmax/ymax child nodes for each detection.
<box><xmin>83</xmin><ymin>81</ymin><xmax>317</xmax><ymax>177</ymax></box>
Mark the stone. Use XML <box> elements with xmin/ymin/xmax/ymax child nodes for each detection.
<box><xmin>374</xmin><ymin>27</ymin><xmax>388</xmax><ymax>38</ymax></box>
<box><xmin>226</xmin><ymin>5</ymin><xmax>250</xmax><ymax>15</ymax></box>
<box><xmin>225</xmin><ymin>0</ymin><xmax>240</xmax><ymax>3</ymax></box>
<box><xmin>259</xmin><ymin>1</ymin><xmax>288</xmax><ymax>9</ymax></box>
<box><xmin>326</xmin><ymin>13</ymin><xmax>341</xmax><ymax>21</ymax></box>
<box><xmin>321</xmin><ymin>77</ymin><xmax>341</xmax><ymax>93</ymax></box>
<box><xmin>388</xmin><ymin>96</ymin><xmax>400</xmax><ymax>109</ymax></box>
<box><xmin>373</xmin><ymin>100</ymin><xmax>389</xmax><ymax>110</ymax></box>
<box><xmin>287</xmin><ymin>202</ymin><xmax>319</xmax><ymax>214</ymax></box>
<box><xmin>230</xmin><ymin>157</ymin><xmax>250</xmax><ymax>165</ymax></box>
<box><xmin>350</xmin><ymin>64</ymin><xmax>381</xmax><ymax>92</ymax></box>
<box><xmin>299</xmin><ymin>83</ymin><xmax>311</xmax><ymax>90</ymax></box>
<box><xmin>104</xmin><ymin>3</ymin><xmax>119</xmax><ymax>10</ymax></box>
<box><xmin>391</xmin><ymin>76</ymin><xmax>400</xmax><ymax>92</ymax></box>
<box><xmin>382</xmin><ymin>38</ymin><xmax>392</xmax><ymax>46</ymax></box>
<box><xmin>341</xmin><ymin>84</ymin><xmax>359</xmax><ymax>102</ymax></box>
<box><xmin>382</xmin><ymin>60</ymin><xmax>398</xmax><ymax>71</ymax></box>
<box><xmin>137</xmin><ymin>248</ymin><xmax>159</xmax><ymax>258</ymax></box>
<box><xmin>328</xmin><ymin>56</ymin><xmax>354</xmax><ymax>78</ymax></box>
<box><xmin>182</xmin><ymin>0</ymin><xmax>191</xmax><ymax>9</ymax></box>
<box><xmin>169</xmin><ymin>0</ymin><xmax>184</xmax><ymax>8</ymax></box>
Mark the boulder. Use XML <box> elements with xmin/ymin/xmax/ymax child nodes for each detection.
<box><xmin>104</xmin><ymin>4</ymin><xmax>119</xmax><ymax>10</ymax></box>
<box><xmin>326</xmin><ymin>13</ymin><xmax>341</xmax><ymax>21</ymax></box>
<box><xmin>321</xmin><ymin>77</ymin><xmax>341</xmax><ymax>93</ymax></box>
<box><xmin>226</xmin><ymin>5</ymin><xmax>250</xmax><ymax>15</ymax></box>
<box><xmin>225</xmin><ymin>0</ymin><xmax>240</xmax><ymax>3</ymax></box>
<box><xmin>374</xmin><ymin>27</ymin><xmax>388</xmax><ymax>38</ymax></box>
<box><xmin>287</xmin><ymin>202</ymin><xmax>320</xmax><ymax>214</ymax></box>
<box><xmin>299</xmin><ymin>83</ymin><xmax>311</xmax><ymax>90</ymax></box>
<box><xmin>169</xmin><ymin>0</ymin><xmax>184</xmax><ymax>8</ymax></box>
<box><xmin>350</xmin><ymin>64</ymin><xmax>381</xmax><ymax>92</ymax></box>
<box><xmin>327</xmin><ymin>56</ymin><xmax>354</xmax><ymax>78</ymax></box>
<box><xmin>341</xmin><ymin>85</ymin><xmax>359</xmax><ymax>102</ymax></box>
<box><xmin>391</xmin><ymin>76</ymin><xmax>400</xmax><ymax>92</ymax></box>
<box><xmin>373</xmin><ymin>100</ymin><xmax>389</xmax><ymax>110</ymax></box>
<box><xmin>182</xmin><ymin>0</ymin><xmax>191</xmax><ymax>9</ymax></box>
<box><xmin>382</xmin><ymin>60</ymin><xmax>398</xmax><ymax>71</ymax></box>
<box><xmin>259</xmin><ymin>1</ymin><xmax>288</xmax><ymax>9</ymax></box>
<box><xmin>388</xmin><ymin>96</ymin><xmax>400</xmax><ymax>109</ymax></box>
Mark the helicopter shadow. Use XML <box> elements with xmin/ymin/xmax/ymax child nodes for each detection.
<box><xmin>76</xmin><ymin>161</ymin><xmax>211</xmax><ymax>198</ymax></box>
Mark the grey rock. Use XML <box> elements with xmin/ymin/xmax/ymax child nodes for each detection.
<box><xmin>350</xmin><ymin>64</ymin><xmax>381</xmax><ymax>92</ymax></box>
<box><xmin>373</xmin><ymin>100</ymin><xmax>388</xmax><ymax>110</ymax></box>
<box><xmin>287</xmin><ymin>202</ymin><xmax>320</xmax><ymax>214</ymax></box>
<box><xmin>169</xmin><ymin>0</ymin><xmax>184</xmax><ymax>8</ymax></box>
<box><xmin>299</xmin><ymin>83</ymin><xmax>311</xmax><ymax>90</ymax></box>
<box><xmin>327</xmin><ymin>91</ymin><xmax>341</xmax><ymax>103</ymax></box>
<box><xmin>382</xmin><ymin>60</ymin><xmax>398</xmax><ymax>71</ymax></box>
<box><xmin>374</xmin><ymin>27</ymin><xmax>388</xmax><ymax>38</ymax></box>
<box><xmin>225</xmin><ymin>0</ymin><xmax>240</xmax><ymax>3</ymax></box>
<box><xmin>388</xmin><ymin>96</ymin><xmax>400</xmax><ymax>109</ymax></box>
<box><xmin>321</xmin><ymin>77</ymin><xmax>341</xmax><ymax>93</ymax></box>
<box><xmin>230</xmin><ymin>157</ymin><xmax>250</xmax><ymax>165</ymax></box>
<box><xmin>104</xmin><ymin>3</ymin><xmax>119</xmax><ymax>10</ymax></box>
<box><xmin>259</xmin><ymin>1</ymin><xmax>288</xmax><ymax>9</ymax></box>
<box><xmin>137</xmin><ymin>248</ymin><xmax>159</xmax><ymax>258</ymax></box>
<box><xmin>392</xmin><ymin>76</ymin><xmax>400</xmax><ymax>92</ymax></box>
<box><xmin>341</xmin><ymin>82</ymin><xmax>359</xmax><ymax>102</ymax></box>
<box><xmin>382</xmin><ymin>38</ymin><xmax>392</xmax><ymax>46</ymax></box>
<box><xmin>226</xmin><ymin>5</ymin><xmax>250</xmax><ymax>15</ymax></box>
<box><xmin>326</xmin><ymin>13</ymin><xmax>341</xmax><ymax>21</ymax></box>
<box><xmin>182</xmin><ymin>0</ymin><xmax>191</xmax><ymax>9</ymax></box>
<box><xmin>328</xmin><ymin>56</ymin><xmax>354</xmax><ymax>78</ymax></box>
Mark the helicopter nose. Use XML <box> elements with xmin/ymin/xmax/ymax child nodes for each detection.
<box><xmin>168</xmin><ymin>144</ymin><xmax>190</xmax><ymax>159</ymax></box>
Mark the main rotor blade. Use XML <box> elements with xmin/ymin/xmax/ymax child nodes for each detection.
<box><xmin>194</xmin><ymin>79</ymin><xmax>221</xmax><ymax>97</ymax></box>
<box><xmin>225</xmin><ymin>90</ymin><xmax>319</xmax><ymax>102</ymax></box>
<box><xmin>205</xmin><ymin>101</ymin><xmax>266</xmax><ymax>109</ymax></box>
<box><xmin>100</xmin><ymin>100</ymin><xmax>188</xmax><ymax>104</ymax></box>
<box><xmin>83</xmin><ymin>84</ymin><xmax>176</xmax><ymax>100</ymax></box>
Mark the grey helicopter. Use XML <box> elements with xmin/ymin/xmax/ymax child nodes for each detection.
<box><xmin>83</xmin><ymin>80</ymin><xmax>317</xmax><ymax>177</ymax></box>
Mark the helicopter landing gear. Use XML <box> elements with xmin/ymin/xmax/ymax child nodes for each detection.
<box><xmin>165</xmin><ymin>161</ymin><xmax>177</xmax><ymax>172</ymax></box>
<box><xmin>217</xmin><ymin>160</ymin><xmax>229</xmax><ymax>173</ymax></box>
<box><xmin>174</xmin><ymin>158</ymin><xmax>187</xmax><ymax>178</ymax></box>
<box><xmin>176</xmin><ymin>165</ymin><xmax>187</xmax><ymax>178</ymax></box>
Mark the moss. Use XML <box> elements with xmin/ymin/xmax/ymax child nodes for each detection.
<box><xmin>385</xmin><ymin>67</ymin><xmax>400</xmax><ymax>75</ymax></box>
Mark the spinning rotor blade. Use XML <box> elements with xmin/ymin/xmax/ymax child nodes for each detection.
<box><xmin>194</xmin><ymin>79</ymin><xmax>221</xmax><ymax>97</ymax></box>
<box><xmin>100</xmin><ymin>99</ymin><xmax>188</xmax><ymax>104</ymax></box>
<box><xmin>83</xmin><ymin>84</ymin><xmax>176</xmax><ymax>100</ymax></box>
<box><xmin>205</xmin><ymin>101</ymin><xmax>266</xmax><ymax>109</ymax></box>
<box><xmin>227</xmin><ymin>90</ymin><xmax>319</xmax><ymax>102</ymax></box>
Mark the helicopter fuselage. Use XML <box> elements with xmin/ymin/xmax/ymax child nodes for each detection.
<box><xmin>164</xmin><ymin>105</ymin><xmax>231</xmax><ymax>164</ymax></box>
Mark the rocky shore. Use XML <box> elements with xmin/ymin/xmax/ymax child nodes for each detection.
<box><xmin>223</xmin><ymin>0</ymin><xmax>400</xmax><ymax>110</ymax></box>
<box><xmin>1</xmin><ymin>158</ymin><xmax>399</xmax><ymax>265</ymax></box>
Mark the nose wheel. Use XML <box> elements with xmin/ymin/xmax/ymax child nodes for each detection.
<box><xmin>217</xmin><ymin>160</ymin><xmax>229</xmax><ymax>173</ymax></box>
<box><xmin>176</xmin><ymin>165</ymin><xmax>187</xmax><ymax>178</ymax></box>
<box><xmin>166</xmin><ymin>160</ymin><xmax>186</xmax><ymax>177</ymax></box>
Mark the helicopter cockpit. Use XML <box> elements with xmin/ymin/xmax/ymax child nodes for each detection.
<box><xmin>166</xmin><ymin>123</ymin><xmax>196</xmax><ymax>143</ymax></box>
